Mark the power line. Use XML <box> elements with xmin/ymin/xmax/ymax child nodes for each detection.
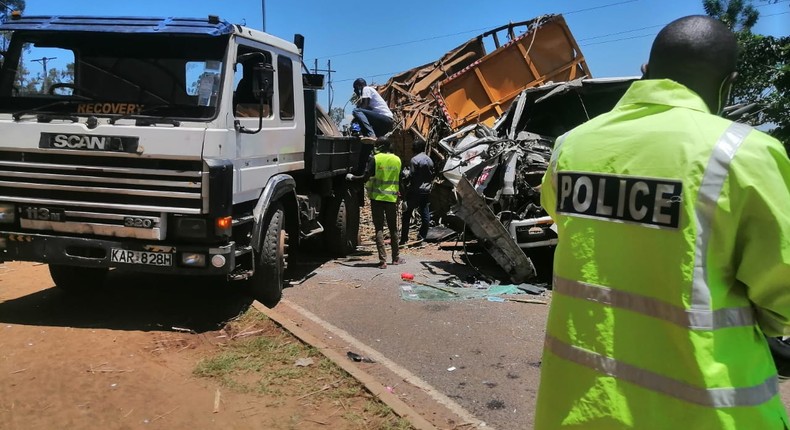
<box><xmin>333</xmin><ymin>4</ymin><xmax>787</xmax><ymax>85</ymax></box>
<box><xmin>562</xmin><ymin>0</ymin><xmax>638</xmax><ymax>15</ymax></box>
<box><xmin>756</xmin><ymin>0</ymin><xmax>790</xmax><ymax>7</ymax></box>
<box><xmin>334</xmin><ymin>25</ymin><xmax>661</xmax><ymax>84</ymax></box>
<box><xmin>578</xmin><ymin>24</ymin><xmax>664</xmax><ymax>42</ymax></box>
<box><xmin>314</xmin><ymin>0</ymin><xmax>640</xmax><ymax>60</ymax></box>
<box><xmin>581</xmin><ymin>32</ymin><xmax>657</xmax><ymax>47</ymax></box>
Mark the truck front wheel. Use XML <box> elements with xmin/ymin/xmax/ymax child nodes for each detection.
<box><xmin>248</xmin><ymin>202</ymin><xmax>287</xmax><ymax>308</ymax></box>
<box><xmin>49</xmin><ymin>265</ymin><xmax>108</xmax><ymax>293</ymax></box>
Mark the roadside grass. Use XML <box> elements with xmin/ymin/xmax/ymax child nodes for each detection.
<box><xmin>194</xmin><ymin>308</ymin><xmax>413</xmax><ymax>429</ymax></box>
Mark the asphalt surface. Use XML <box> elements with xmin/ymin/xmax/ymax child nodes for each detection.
<box><xmin>280</xmin><ymin>243</ymin><xmax>552</xmax><ymax>430</ymax></box>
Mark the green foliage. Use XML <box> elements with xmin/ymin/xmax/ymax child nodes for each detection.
<box><xmin>703</xmin><ymin>0</ymin><xmax>759</xmax><ymax>32</ymax></box>
<box><xmin>763</xmin><ymin>43</ymin><xmax>790</xmax><ymax>144</ymax></box>
<box><xmin>0</xmin><ymin>0</ymin><xmax>25</xmax><ymax>50</ymax></box>
<box><xmin>329</xmin><ymin>106</ymin><xmax>345</xmax><ymax>126</ymax></box>
<box><xmin>704</xmin><ymin>0</ymin><xmax>790</xmax><ymax>147</ymax></box>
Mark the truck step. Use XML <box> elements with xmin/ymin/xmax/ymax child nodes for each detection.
<box><xmin>232</xmin><ymin>215</ymin><xmax>255</xmax><ymax>227</ymax></box>
<box><xmin>234</xmin><ymin>245</ymin><xmax>253</xmax><ymax>257</ymax></box>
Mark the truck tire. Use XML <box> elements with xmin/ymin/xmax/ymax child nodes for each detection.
<box><xmin>248</xmin><ymin>202</ymin><xmax>287</xmax><ymax>308</ymax></box>
<box><xmin>767</xmin><ymin>336</ymin><xmax>790</xmax><ymax>378</ymax></box>
<box><xmin>49</xmin><ymin>265</ymin><xmax>108</xmax><ymax>293</ymax></box>
<box><xmin>325</xmin><ymin>189</ymin><xmax>359</xmax><ymax>257</ymax></box>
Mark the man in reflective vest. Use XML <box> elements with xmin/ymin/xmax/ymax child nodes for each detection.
<box><xmin>347</xmin><ymin>137</ymin><xmax>405</xmax><ymax>268</ymax></box>
<box><xmin>536</xmin><ymin>16</ymin><xmax>790</xmax><ymax>429</ymax></box>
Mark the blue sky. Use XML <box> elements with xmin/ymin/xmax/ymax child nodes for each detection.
<box><xmin>16</xmin><ymin>0</ymin><xmax>790</xmax><ymax>110</ymax></box>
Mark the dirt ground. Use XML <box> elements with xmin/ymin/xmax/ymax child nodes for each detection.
<box><xmin>0</xmin><ymin>262</ymin><xmax>412</xmax><ymax>430</ymax></box>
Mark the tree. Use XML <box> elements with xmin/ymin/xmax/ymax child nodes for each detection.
<box><xmin>703</xmin><ymin>0</ymin><xmax>759</xmax><ymax>32</ymax></box>
<box><xmin>329</xmin><ymin>107</ymin><xmax>345</xmax><ymax>127</ymax></box>
<box><xmin>704</xmin><ymin>0</ymin><xmax>790</xmax><ymax>147</ymax></box>
<box><xmin>1</xmin><ymin>0</ymin><xmax>26</xmax><ymax>50</ymax></box>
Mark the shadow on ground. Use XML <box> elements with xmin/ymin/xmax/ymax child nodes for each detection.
<box><xmin>420</xmin><ymin>246</ymin><xmax>554</xmax><ymax>286</ymax></box>
<box><xmin>0</xmin><ymin>270</ymin><xmax>254</xmax><ymax>333</ymax></box>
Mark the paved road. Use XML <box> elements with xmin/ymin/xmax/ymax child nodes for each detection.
<box><xmin>281</xmin><ymin>243</ymin><xmax>790</xmax><ymax>430</ymax></box>
<box><xmin>281</xmin><ymin>244</ymin><xmax>552</xmax><ymax>430</ymax></box>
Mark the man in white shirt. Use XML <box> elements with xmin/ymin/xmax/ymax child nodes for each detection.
<box><xmin>352</xmin><ymin>78</ymin><xmax>394</xmax><ymax>137</ymax></box>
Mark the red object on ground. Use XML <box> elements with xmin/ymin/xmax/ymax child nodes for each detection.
<box><xmin>401</xmin><ymin>272</ymin><xmax>414</xmax><ymax>281</ymax></box>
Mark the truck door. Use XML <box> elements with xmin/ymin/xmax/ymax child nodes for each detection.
<box><xmin>232</xmin><ymin>44</ymin><xmax>301</xmax><ymax>203</ymax></box>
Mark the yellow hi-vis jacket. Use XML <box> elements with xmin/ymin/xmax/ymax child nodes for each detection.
<box><xmin>367</xmin><ymin>152</ymin><xmax>401</xmax><ymax>203</ymax></box>
<box><xmin>536</xmin><ymin>79</ymin><xmax>790</xmax><ymax>429</ymax></box>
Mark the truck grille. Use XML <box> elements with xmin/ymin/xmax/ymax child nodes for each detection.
<box><xmin>0</xmin><ymin>150</ymin><xmax>205</xmax><ymax>240</ymax></box>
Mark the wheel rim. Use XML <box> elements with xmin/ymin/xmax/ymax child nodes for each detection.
<box><xmin>279</xmin><ymin>229</ymin><xmax>289</xmax><ymax>271</ymax></box>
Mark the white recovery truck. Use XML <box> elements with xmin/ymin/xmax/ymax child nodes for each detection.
<box><xmin>0</xmin><ymin>15</ymin><xmax>364</xmax><ymax>307</ymax></box>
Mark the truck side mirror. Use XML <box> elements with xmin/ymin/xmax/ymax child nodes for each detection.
<box><xmin>253</xmin><ymin>62</ymin><xmax>275</xmax><ymax>101</ymax></box>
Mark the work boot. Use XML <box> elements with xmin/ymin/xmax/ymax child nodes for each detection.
<box><xmin>378</xmin><ymin>262</ymin><xmax>388</xmax><ymax>269</ymax></box>
<box><xmin>391</xmin><ymin>257</ymin><xmax>405</xmax><ymax>265</ymax></box>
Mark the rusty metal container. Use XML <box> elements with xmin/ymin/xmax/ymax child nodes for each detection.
<box><xmin>433</xmin><ymin>15</ymin><xmax>590</xmax><ymax>129</ymax></box>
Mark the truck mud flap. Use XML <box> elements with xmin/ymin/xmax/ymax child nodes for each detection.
<box><xmin>450</xmin><ymin>177</ymin><xmax>536</xmax><ymax>283</ymax></box>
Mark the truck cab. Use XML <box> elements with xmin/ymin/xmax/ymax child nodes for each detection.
<box><xmin>0</xmin><ymin>15</ymin><xmax>362</xmax><ymax>307</ymax></box>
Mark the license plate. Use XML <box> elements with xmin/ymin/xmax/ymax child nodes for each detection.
<box><xmin>110</xmin><ymin>248</ymin><xmax>172</xmax><ymax>266</ymax></box>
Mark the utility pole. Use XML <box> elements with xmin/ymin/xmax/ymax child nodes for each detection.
<box><xmin>310</xmin><ymin>60</ymin><xmax>336</xmax><ymax>110</ymax></box>
<box><xmin>261</xmin><ymin>0</ymin><xmax>266</xmax><ymax>32</ymax></box>
<box><xmin>31</xmin><ymin>56</ymin><xmax>57</xmax><ymax>93</ymax></box>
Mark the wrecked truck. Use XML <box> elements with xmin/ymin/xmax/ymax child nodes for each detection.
<box><xmin>377</xmin><ymin>14</ymin><xmax>590</xmax><ymax>158</ymax></box>
<box><xmin>441</xmin><ymin>77</ymin><xmax>637</xmax><ymax>282</ymax></box>
<box><xmin>372</xmin><ymin>13</ymin><xmax>633</xmax><ymax>283</ymax></box>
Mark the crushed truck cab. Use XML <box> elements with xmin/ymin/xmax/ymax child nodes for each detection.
<box><xmin>0</xmin><ymin>15</ymin><xmax>363</xmax><ymax>307</ymax></box>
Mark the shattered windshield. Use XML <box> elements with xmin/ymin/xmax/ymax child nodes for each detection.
<box><xmin>0</xmin><ymin>31</ymin><xmax>229</xmax><ymax>120</ymax></box>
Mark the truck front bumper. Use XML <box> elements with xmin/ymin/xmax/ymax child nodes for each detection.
<box><xmin>0</xmin><ymin>231</ymin><xmax>236</xmax><ymax>276</ymax></box>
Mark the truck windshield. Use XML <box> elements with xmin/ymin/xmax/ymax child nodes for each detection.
<box><xmin>0</xmin><ymin>32</ymin><xmax>229</xmax><ymax>120</ymax></box>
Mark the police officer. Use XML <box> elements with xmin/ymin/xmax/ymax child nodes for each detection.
<box><xmin>536</xmin><ymin>16</ymin><xmax>790</xmax><ymax>429</ymax></box>
<box><xmin>347</xmin><ymin>137</ymin><xmax>405</xmax><ymax>269</ymax></box>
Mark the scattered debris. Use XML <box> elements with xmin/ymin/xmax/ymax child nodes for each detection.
<box><xmin>296</xmin><ymin>381</ymin><xmax>340</xmax><ymax>400</ymax></box>
<box><xmin>502</xmin><ymin>297</ymin><xmax>548</xmax><ymax>305</ymax></box>
<box><xmin>294</xmin><ymin>357</ymin><xmax>315</xmax><ymax>367</ymax></box>
<box><xmin>150</xmin><ymin>405</ymin><xmax>180</xmax><ymax>422</ymax></box>
<box><xmin>516</xmin><ymin>283</ymin><xmax>547</xmax><ymax>295</ymax></box>
<box><xmin>346</xmin><ymin>351</ymin><xmax>375</xmax><ymax>363</ymax></box>
<box><xmin>289</xmin><ymin>271</ymin><xmax>317</xmax><ymax>286</ymax></box>
<box><xmin>447</xmin><ymin>366</ymin><xmax>457</xmax><ymax>372</ymax></box>
<box><xmin>231</xmin><ymin>329</ymin><xmax>266</xmax><ymax>339</ymax></box>
<box><xmin>213</xmin><ymin>389</ymin><xmax>221</xmax><ymax>413</ymax></box>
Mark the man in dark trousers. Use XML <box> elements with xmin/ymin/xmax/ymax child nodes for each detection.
<box><xmin>352</xmin><ymin>78</ymin><xmax>394</xmax><ymax>138</ymax></box>
<box><xmin>346</xmin><ymin>137</ymin><xmax>404</xmax><ymax>269</ymax></box>
<box><xmin>400</xmin><ymin>139</ymin><xmax>434</xmax><ymax>244</ymax></box>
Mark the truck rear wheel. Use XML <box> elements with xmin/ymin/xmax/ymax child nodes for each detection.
<box><xmin>248</xmin><ymin>202</ymin><xmax>287</xmax><ymax>308</ymax></box>
<box><xmin>325</xmin><ymin>189</ymin><xmax>359</xmax><ymax>257</ymax></box>
<box><xmin>49</xmin><ymin>265</ymin><xmax>108</xmax><ymax>293</ymax></box>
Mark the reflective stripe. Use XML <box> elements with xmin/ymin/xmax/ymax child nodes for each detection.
<box><xmin>369</xmin><ymin>180</ymin><xmax>400</xmax><ymax>186</ymax></box>
<box><xmin>691</xmin><ymin>123</ymin><xmax>752</xmax><ymax>309</ymax></box>
<box><xmin>549</xmin><ymin>133</ymin><xmax>568</xmax><ymax>189</ymax></box>
<box><xmin>545</xmin><ymin>335</ymin><xmax>779</xmax><ymax>408</ymax></box>
<box><xmin>553</xmin><ymin>276</ymin><xmax>754</xmax><ymax>330</ymax></box>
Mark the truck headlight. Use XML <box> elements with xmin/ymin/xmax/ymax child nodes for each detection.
<box><xmin>0</xmin><ymin>204</ymin><xmax>15</xmax><ymax>224</ymax></box>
